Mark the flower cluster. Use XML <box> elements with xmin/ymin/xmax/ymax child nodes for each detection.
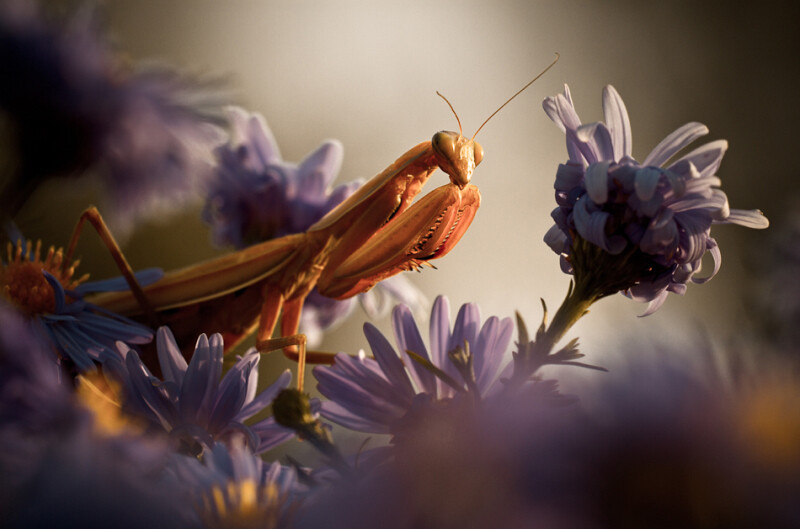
<box><xmin>299</xmin><ymin>345</ymin><xmax>800</xmax><ymax>529</ymax></box>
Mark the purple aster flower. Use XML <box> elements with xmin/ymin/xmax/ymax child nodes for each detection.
<box><xmin>203</xmin><ymin>107</ymin><xmax>427</xmax><ymax>346</ymax></box>
<box><xmin>169</xmin><ymin>440</ymin><xmax>302</xmax><ymax>528</ymax></box>
<box><xmin>0</xmin><ymin>1</ymin><xmax>226</xmax><ymax>231</ymax></box>
<box><xmin>203</xmin><ymin>106</ymin><xmax>357</xmax><ymax>249</ymax></box>
<box><xmin>99</xmin><ymin>66</ymin><xmax>227</xmax><ymax>235</ymax></box>
<box><xmin>299</xmin><ymin>344</ymin><xmax>800</xmax><ymax>529</ymax></box>
<box><xmin>313</xmin><ymin>295</ymin><xmax>514</xmax><ymax>435</ymax></box>
<box><xmin>543</xmin><ymin>84</ymin><xmax>769</xmax><ymax>314</ymax></box>
<box><xmin>0</xmin><ymin>306</ymin><xmax>196</xmax><ymax>528</ymax></box>
<box><xmin>109</xmin><ymin>326</ymin><xmax>295</xmax><ymax>455</ymax></box>
<box><xmin>1</xmin><ymin>238</ymin><xmax>157</xmax><ymax>372</ymax></box>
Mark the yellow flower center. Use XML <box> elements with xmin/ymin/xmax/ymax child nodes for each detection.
<box><xmin>0</xmin><ymin>239</ymin><xmax>88</xmax><ymax>316</ymax></box>
<box><xmin>203</xmin><ymin>480</ymin><xmax>282</xmax><ymax>529</ymax></box>
<box><xmin>76</xmin><ymin>373</ymin><xmax>144</xmax><ymax>437</ymax></box>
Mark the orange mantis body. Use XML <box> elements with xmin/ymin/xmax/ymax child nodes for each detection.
<box><xmin>87</xmin><ymin>132</ymin><xmax>482</xmax><ymax>364</ymax></box>
<box><xmin>83</xmin><ymin>56</ymin><xmax>559</xmax><ymax>377</ymax></box>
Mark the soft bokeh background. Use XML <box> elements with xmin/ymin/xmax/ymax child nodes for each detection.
<box><xmin>16</xmin><ymin>0</ymin><xmax>799</xmax><ymax>381</ymax></box>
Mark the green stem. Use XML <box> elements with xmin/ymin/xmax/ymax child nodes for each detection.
<box><xmin>509</xmin><ymin>234</ymin><xmax>660</xmax><ymax>387</ymax></box>
<box><xmin>541</xmin><ymin>282</ymin><xmax>596</xmax><ymax>355</ymax></box>
<box><xmin>509</xmin><ymin>277</ymin><xmax>601</xmax><ymax>388</ymax></box>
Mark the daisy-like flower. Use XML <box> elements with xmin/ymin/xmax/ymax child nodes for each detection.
<box><xmin>169</xmin><ymin>440</ymin><xmax>302</xmax><ymax>529</ymax></box>
<box><xmin>0</xmin><ymin>1</ymin><xmax>226</xmax><ymax>231</ymax></box>
<box><xmin>109</xmin><ymin>326</ymin><xmax>295</xmax><ymax>455</ymax></box>
<box><xmin>313</xmin><ymin>295</ymin><xmax>514</xmax><ymax>435</ymax></box>
<box><xmin>0</xmin><ymin>305</ymin><xmax>194</xmax><ymax>529</ymax></box>
<box><xmin>203</xmin><ymin>107</ymin><xmax>357</xmax><ymax>249</ymax></box>
<box><xmin>202</xmin><ymin>107</ymin><xmax>426</xmax><ymax>346</ymax></box>
<box><xmin>1</xmin><ymin>238</ymin><xmax>157</xmax><ymax>372</ymax></box>
<box><xmin>543</xmin><ymin>85</ymin><xmax>769</xmax><ymax>314</ymax></box>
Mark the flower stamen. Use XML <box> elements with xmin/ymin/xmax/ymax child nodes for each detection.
<box><xmin>1</xmin><ymin>239</ymin><xmax>88</xmax><ymax>315</ymax></box>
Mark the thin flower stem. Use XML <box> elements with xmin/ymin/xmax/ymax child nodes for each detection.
<box><xmin>509</xmin><ymin>278</ymin><xmax>599</xmax><ymax>388</ymax></box>
<box><xmin>540</xmin><ymin>283</ymin><xmax>597</xmax><ymax>356</ymax></box>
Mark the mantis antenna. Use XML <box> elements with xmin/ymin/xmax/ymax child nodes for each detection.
<box><xmin>436</xmin><ymin>91</ymin><xmax>463</xmax><ymax>137</ymax></box>
<box><xmin>471</xmin><ymin>52</ymin><xmax>561</xmax><ymax>140</ymax></box>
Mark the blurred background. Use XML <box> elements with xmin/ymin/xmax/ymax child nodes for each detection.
<box><xmin>12</xmin><ymin>0</ymin><xmax>800</xmax><ymax>382</ymax></box>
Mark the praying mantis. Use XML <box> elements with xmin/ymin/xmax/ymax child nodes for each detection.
<box><xmin>78</xmin><ymin>55</ymin><xmax>559</xmax><ymax>384</ymax></box>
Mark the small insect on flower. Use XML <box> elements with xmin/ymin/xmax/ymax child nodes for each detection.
<box><xmin>0</xmin><ymin>237</ymin><xmax>155</xmax><ymax>372</ymax></box>
<box><xmin>543</xmin><ymin>84</ymin><xmax>769</xmax><ymax>314</ymax></box>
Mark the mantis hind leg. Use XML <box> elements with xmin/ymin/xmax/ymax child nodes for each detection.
<box><xmin>256</xmin><ymin>292</ymin><xmax>338</xmax><ymax>390</ymax></box>
<box><xmin>280</xmin><ymin>296</ymin><xmax>339</xmax><ymax>365</ymax></box>
<box><xmin>255</xmin><ymin>334</ymin><xmax>308</xmax><ymax>391</ymax></box>
<box><xmin>255</xmin><ymin>290</ymin><xmax>308</xmax><ymax>389</ymax></box>
<box><xmin>64</xmin><ymin>206</ymin><xmax>159</xmax><ymax>327</ymax></box>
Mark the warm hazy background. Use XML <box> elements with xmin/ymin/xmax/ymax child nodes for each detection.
<box><xmin>18</xmin><ymin>1</ymin><xmax>800</xmax><ymax>378</ymax></box>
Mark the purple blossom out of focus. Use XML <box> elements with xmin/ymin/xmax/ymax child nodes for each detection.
<box><xmin>168</xmin><ymin>440</ymin><xmax>303</xmax><ymax>528</ymax></box>
<box><xmin>203</xmin><ymin>107</ymin><xmax>427</xmax><ymax>346</ymax></box>
<box><xmin>543</xmin><ymin>84</ymin><xmax>769</xmax><ymax>314</ymax></box>
<box><xmin>0</xmin><ymin>304</ymin><xmax>200</xmax><ymax>529</ymax></box>
<box><xmin>299</xmin><ymin>344</ymin><xmax>800</xmax><ymax>529</ymax></box>
<box><xmin>0</xmin><ymin>301</ymin><xmax>69</xmax><ymax>430</ymax></box>
<box><xmin>0</xmin><ymin>0</ymin><xmax>227</xmax><ymax>233</ymax></box>
<box><xmin>106</xmin><ymin>327</ymin><xmax>295</xmax><ymax>456</ymax></box>
<box><xmin>314</xmin><ymin>295</ymin><xmax>513</xmax><ymax>437</ymax></box>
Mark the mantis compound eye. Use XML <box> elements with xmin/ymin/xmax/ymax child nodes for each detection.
<box><xmin>432</xmin><ymin>131</ymin><xmax>458</xmax><ymax>159</ymax></box>
<box><xmin>473</xmin><ymin>141</ymin><xmax>484</xmax><ymax>166</ymax></box>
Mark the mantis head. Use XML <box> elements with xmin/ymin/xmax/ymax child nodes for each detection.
<box><xmin>431</xmin><ymin>131</ymin><xmax>483</xmax><ymax>189</ymax></box>
<box><xmin>431</xmin><ymin>53</ymin><xmax>560</xmax><ymax>189</ymax></box>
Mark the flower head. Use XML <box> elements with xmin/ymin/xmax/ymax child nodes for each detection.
<box><xmin>110</xmin><ymin>327</ymin><xmax>295</xmax><ymax>455</ymax></box>
<box><xmin>1</xmin><ymin>238</ymin><xmax>157</xmax><ymax>372</ymax></box>
<box><xmin>169</xmin><ymin>440</ymin><xmax>302</xmax><ymax>529</ymax></box>
<box><xmin>543</xmin><ymin>85</ymin><xmax>769</xmax><ymax>313</ymax></box>
<box><xmin>203</xmin><ymin>107</ymin><xmax>356</xmax><ymax>249</ymax></box>
<box><xmin>313</xmin><ymin>295</ymin><xmax>513</xmax><ymax>435</ymax></box>
<box><xmin>203</xmin><ymin>107</ymin><xmax>427</xmax><ymax>345</ymax></box>
<box><xmin>0</xmin><ymin>1</ymin><xmax>226</xmax><ymax>231</ymax></box>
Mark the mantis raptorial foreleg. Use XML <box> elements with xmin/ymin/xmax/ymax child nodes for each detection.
<box><xmin>319</xmin><ymin>183</ymin><xmax>480</xmax><ymax>300</ymax></box>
